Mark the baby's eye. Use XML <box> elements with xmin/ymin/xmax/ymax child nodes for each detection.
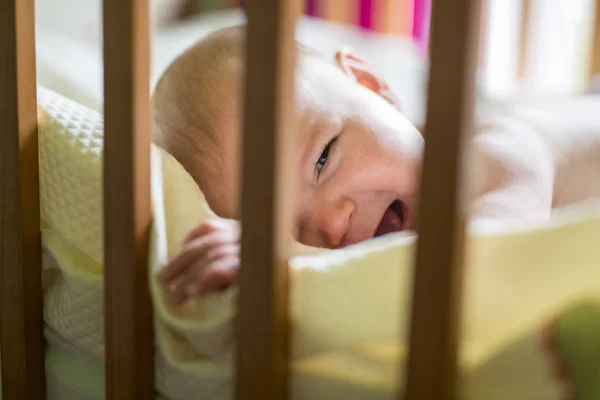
<box><xmin>316</xmin><ymin>137</ymin><xmax>337</xmax><ymax>173</ymax></box>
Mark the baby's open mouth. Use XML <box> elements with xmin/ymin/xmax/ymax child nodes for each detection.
<box><xmin>375</xmin><ymin>200</ymin><xmax>407</xmax><ymax>237</ymax></box>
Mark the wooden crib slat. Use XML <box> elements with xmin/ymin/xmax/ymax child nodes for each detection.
<box><xmin>237</xmin><ymin>1</ymin><xmax>300</xmax><ymax>399</ymax></box>
<box><xmin>324</xmin><ymin>0</ymin><xmax>356</xmax><ymax>25</ymax></box>
<box><xmin>0</xmin><ymin>0</ymin><xmax>45</xmax><ymax>400</ymax></box>
<box><xmin>404</xmin><ymin>0</ymin><xmax>482</xmax><ymax>399</ymax></box>
<box><xmin>374</xmin><ymin>0</ymin><xmax>414</xmax><ymax>35</ymax></box>
<box><xmin>518</xmin><ymin>0</ymin><xmax>531</xmax><ymax>80</ymax></box>
<box><xmin>0</xmin><ymin>0</ymin><xmax>45</xmax><ymax>399</ymax></box>
<box><xmin>103</xmin><ymin>0</ymin><xmax>154</xmax><ymax>398</ymax></box>
<box><xmin>591</xmin><ymin>0</ymin><xmax>600</xmax><ymax>80</ymax></box>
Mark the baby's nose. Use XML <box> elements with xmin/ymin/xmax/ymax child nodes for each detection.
<box><xmin>319</xmin><ymin>198</ymin><xmax>354</xmax><ymax>248</ymax></box>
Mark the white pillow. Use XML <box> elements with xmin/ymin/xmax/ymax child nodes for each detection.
<box><xmin>35</xmin><ymin>0</ymin><xmax>189</xmax><ymax>49</ymax></box>
<box><xmin>36</xmin><ymin>27</ymin><xmax>104</xmax><ymax>113</ymax></box>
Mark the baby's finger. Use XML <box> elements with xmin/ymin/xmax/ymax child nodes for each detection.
<box><xmin>198</xmin><ymin>256</ymin><xmax>240</xmax><ymax>295</ymax></box>
<box><xmin>182</xmin><ymin>220</ymin><xmax>223</xmax><ymax>246</ymax></box>
<box><xmin>170</xmin><ymin>254</ymin><xmax>239</xmax><ymax>305</ymax></box>
<box><xmin>203</xmin><ymin>243</ymin><xmax>240</xmax><ymax>265</ymax></box>
<box><xmin>158</xmin><ymin>231</ymin><xmax>230</xmax><ymax>283</ymax></box>
<box><xmin>182</xmin><ymin>220</ymin><xmax>240</xmax><ymax>250</ymax></box>
<box><xmin>169</xmin><ymin>243</ymin><xmax>239</xmax><ymax>299</ymax></box>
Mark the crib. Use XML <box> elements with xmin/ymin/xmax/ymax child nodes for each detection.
<box><xmin>1</xmin><ymin>0</ymin><xmax>600</xmax><ymax>399</ymax></box>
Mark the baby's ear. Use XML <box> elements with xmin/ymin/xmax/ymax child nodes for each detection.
<box><xmin>335</xmin><ymin>48</ymin><xmax>401</xmax><ymax>110</ymax></box>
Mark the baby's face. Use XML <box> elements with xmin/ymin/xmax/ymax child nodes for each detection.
<box><xmin>212</xmin><ymin>52</ymin><xmax>424</xmax><ymax>248</ymax></box>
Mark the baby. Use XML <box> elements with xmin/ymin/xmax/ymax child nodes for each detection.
<box><xmin>153</xmin><ymin>26</ymin><xmax>600</xmax><ymax>304</ymax></box>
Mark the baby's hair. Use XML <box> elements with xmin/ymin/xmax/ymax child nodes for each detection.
<box><xmin>153</xmin><ymin>25</ymin><xmax>330</xmax><ymax>214</ymax></box>
<box><xmin>153</xmin><ymin>27</ymin><xmax>246</xmax><ymax>207</ymax></box>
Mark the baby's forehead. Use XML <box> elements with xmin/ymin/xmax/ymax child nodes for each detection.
<box><xmin>296</xmin><ymin>52</ymin><xmax>354</xmax><ymax>112</ymax></box>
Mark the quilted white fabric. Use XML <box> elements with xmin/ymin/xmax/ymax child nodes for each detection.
<box><xmin>39</xmin><ymin>86</ymin><xmax>104</xmax><ymax>265</ymax></box>
<box><xmin>33</xmin><ymin>86</ymin><xmax>600</xmax><ymax>400</ymax></box>
<box><xmin>37</xmin><ymin>86</ymin><xmax>235</xmax><ymax>400</ymax></box>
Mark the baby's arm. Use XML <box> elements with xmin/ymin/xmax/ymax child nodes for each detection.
<box><xmin>468</xmin><ymin>112</ymin><xmax>555</xmax><ymax>228</ymax></box>
<box><xmin>472</xmin><ymin>95</ymin><xmax>600</xmax><ymax>227</ymax></box>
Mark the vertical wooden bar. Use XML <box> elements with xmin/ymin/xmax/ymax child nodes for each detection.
<box><xmin>374</xmin><ymin>0</ymin><xmax>393</xmax><ymax>33</ymax></box>
<box><xmin>374</xmin><ymin>0</ymin><xmax>414</xmax><ymax>35</ymax></box>
<box><xmin>0</xmin><ymin>0</ymin><xmax>45</xmax><ymax>399</ymax></box>
<box><xmin>237</xmin><ymin>0</ymin><xmax>299</xmax><ymax>399</ymax></box>
<box><xmin>323</xmin><ymin>0</ymin><xmax>357</xmax><ymax>25</ymax></box>
<box><xmin>477</xmin><ymin>0</ymin><xmax>489</xmax><ymax>73</ymax></box>
<box><xmin>103</xmin><ymin>0</ymin><xmax>154</xmax><ymax>398</ymax></box>
<box><xmin>403</xmin><ymin>0</ymin><xmax>481</xmax><ymax>399</ymax></box>
<box><xmin>517</xmin><ymin>0</ymin><xmax>531</xmax><ymax>80</ymax></box>
<box><xmin>590</xmin><ymin>0</ymin><xmax>600</xmax><ymax>81</ymax></box>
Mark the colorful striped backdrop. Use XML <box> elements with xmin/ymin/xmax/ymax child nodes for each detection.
<box><xmin>194</xmin><ymin>0</ymin><xmax>599</xmax><ymax>95</ymax></box>
<box><xmin>197</xmin><ymin>0</ymin><xmax>434</xmax><ymax>51</ymax></box>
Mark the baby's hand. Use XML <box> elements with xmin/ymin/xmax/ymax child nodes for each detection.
<box><xmin>158</xmin><ymin>219</ymin><xmax>240</xmax><ymax>305</ymax></box>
